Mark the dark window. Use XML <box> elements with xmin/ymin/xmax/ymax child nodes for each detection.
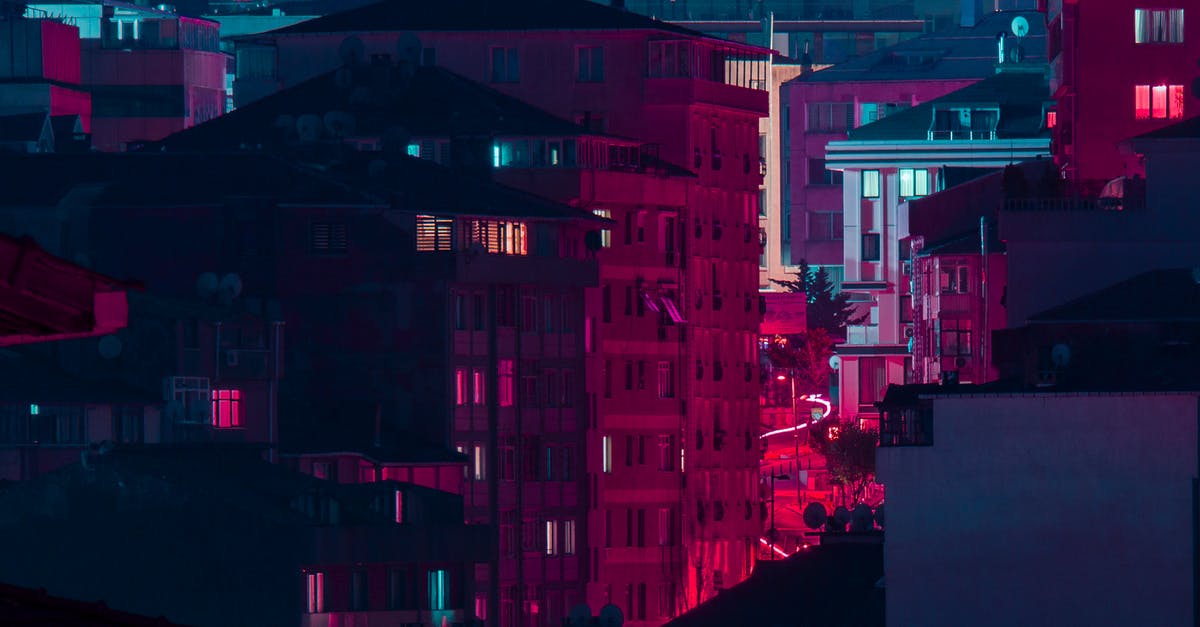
<box><xmin>807</xmin><ymin>159</ymin><xmax>843</xmax><ymax>186</ymax></box>
<box><xmin>602</xmin><ymin>285</ymin><xmax>612</xmax><ymax>323</ymax></box>
<box><xmin>490</xmin><ymin>47</ymin><xmax>520</xmax><ymax>82</ymax></box>
<box><xmin>858</xmin><ymin>357</ymin><xmax>886</xmax><ymax>405</ymax></box>
<box><xmin>473</xmin><ymin>293</ymin><xmax>486</xmax><ymax>330</ymax></box>
<box><xmin>351</xmin><ymin>570</ymin><xmax>368</xmax><ymax>610</ymax></box>
<box><xmin>806</xmin><ymin>102</ymin><xmax>854</xmax><ymax>132</ymax></box>
<box><xmin>310</xmin><ymin>222</ymin><xmax>348</xmax><ymax>254</ymax></box>
<box><xmin>862</xmin><ymin>233</ymin><xmax>881</xmax><ymax>261</ymax></box>
<box><xmin>809</xmin><ymin>211</ymin><xmax>843</xmax><ymax>241</ymax></box>
<box><xmin>388</xmin><ymin>568</ymin><xmax>409</xmax><ymax>609</ymax></box>
<box><xmin>577</xmin><ymin>46</ymin><xmax>605</xmax><ymax>81</ymax></box>
<box><xmin>92</xmin><ymin>85</ymin><xmax>187</xmax><ymax>118</ymax></box>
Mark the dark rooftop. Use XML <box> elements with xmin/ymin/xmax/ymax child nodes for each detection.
<box><xmin>0</xmin><ymin>352</ymin><xmax>159</xmax><ymax>405</ymax></box>
<box><xmin>846</xmin><ymin>71</ymin><xmax>1050</xmax><ymax>141</ymax></box>
<box><xmin>1028</xmin><ymin>268</ymin><xmax>1200</xmax><ymax>324</ymax></box>
<box><xmin>0</xmin><ymin>112</ymin><xmax>48</xmax><ymax>143</ymax></box>
<box><xmin>794</xmin><ymin>10</ymin><xmax>1047</xmax><ymax>84</ymax></box>
<box><xmin>1128</xmin><ymin>113</ymin><xmax>1200</xmax><ymax>142</ymax></box>
<box><xmin>0</xmin><ymin>582</ymin><xmax>187</xmax><ymax>626</ymax></box>
<box><xmin>665</xmin><ymin>542</ymin><xmax>883</xmax><ymax>627</ymax></box>
<box><xmin>0</xmin><ymin>153</ymin><xmax>380</xmax><ymax>208</ymax></box>
<box><xmin>915</xmin><ymin>227</ymin><xmax>1005</xmax><ymax>257</ymax></box>
<box><xmin>252</xmin><ymin>0</ymin><xmax>728</xmax><ymax>41</ymax></box>
<box><xmin>153</xmin><ymin>64</ymin><xmax>607</xmax><ymax>152</ymax></box>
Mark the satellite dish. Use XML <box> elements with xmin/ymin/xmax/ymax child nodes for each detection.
<box><xmin>338</xmin><ymin>36</ymin><xmax>366</xmax><ymax>66</ymax></box>
<box><xmin>98</xmin><ymin>335</ymin><xmax>123</xmax><ymax>360</ymax></box>
<box><xmin>803</xmin><ymin>502</ymin><xmax>827</xmax><ymax>530</ymax></box>
<box><xmin>196</xmin><ymin>272</ymin><xmax>219</xmax><ymax>298</ymax></box>
<box><xmin>833</xmin><ymin>505</ymin><xmax>852</xmax><ymax>527</ymax></box>
<box><xmin>1051</xmin><ymin>343</ymin><xmax>1071</xmax><ymax>367</ymax></box>
<box><xmin>598</xmin><ymin>604</ymin><xmax>624</xmax><ymax>627</ymax></box>
<box><xmin>1008</xmin><ymin>44</ymin><xmax>1025</xmax><ymax>63</ymax></box>
<box><xmin>851</xmin><ymin>503</ymin><xmax>874</xmax><ymax>532</ymax></box>
<box><xmin>296</xmin><ymin>115</ymin><xmax>322</xmax><ymax>142</ymax></box>
<box><xmin>828</xmin><ymin>355</ymin><xmax>842</xmax><ymax>370</ymax></box>
<box><xmin>1011</xmin><ymin>15</ymin><xmax>1029</xmax><ymax>37</ymax></box>
<box><xmin>904</xmin><ymin>327</ymin><xmax>914</xmax><ymax>338</ymax></box>
<box><xmin>323</xmin><ymin>111</ymin><xmax>357</xmax><ymax>138</ymax></box>
<box><xmin>218</xmin><ymin>273</ymin><xmax>243</xmax><ymax>304</ymax></box>
<box><xmin>569</xmin><ymin>604</ymin><xmax>593</xmax><ymax>627</ymax></box>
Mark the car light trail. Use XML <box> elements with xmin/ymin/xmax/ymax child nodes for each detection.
<box><xmin>759</xmin><ymin>394</ymin><xmax>831</xmax><ymax>439</ymax></box>
<box><xmin>759</xmin><ymin>537</ymin><xmax>790</xmax><ymax>558</ymax></box>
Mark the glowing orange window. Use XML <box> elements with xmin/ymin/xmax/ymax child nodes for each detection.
<box><xmin>211</xmin><ymin>389</ymin><xmax>241</xmax><ymax>428</ymax></box>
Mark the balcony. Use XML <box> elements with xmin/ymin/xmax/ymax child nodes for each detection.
<box><xmin>644</xmin><ymin>77</ymin><xmax>768</xmax><ymax>114</ymax></box>
<box><xmin>846</xmin><ymin>325</ymin><xmax>880</xmax><ymax>345</ymax></box>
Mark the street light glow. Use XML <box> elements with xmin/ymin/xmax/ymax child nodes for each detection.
<box><xmin>759</xmin><ymin>394</ymin><xmax>832</xmax><ymax>439</ymax></box>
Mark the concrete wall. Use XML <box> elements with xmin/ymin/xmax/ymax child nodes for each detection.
<box><xmin>878</xmin><ymin>393</ymin><xmax>1199</xmax><ymax>627</ymax></box>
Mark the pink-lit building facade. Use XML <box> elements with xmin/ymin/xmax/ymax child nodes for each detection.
<box><xmin>1048</xmin><ymin>0</ymin><xmax>1200</xmax><ymax>190</ymax></box>
<box><xmin>27</xmin><ymin>1</ymin><xmax>225</xmax><ymax>151</ymax></box>
<box><xmin>0</xmin><ymin>14</ymin><xmax>91</xmax><ymax>136</ymax></box>
<box><xmin>233</xmin><ymin>3</ymin><xmax>770</xmax><ymax>623</ymax></box>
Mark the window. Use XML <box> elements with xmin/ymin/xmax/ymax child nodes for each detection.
<box><xmin>809</xmin><ymin>211</ymin><xmax>843</xmax><ymax>241</ymax></box>
<box><xmin>862</xmin><ymin>170</ymin><xmax>880</xmax><ymax>198</ymax></box>
<box><xmin>351</xmin><ymin>570</ymin><xmax>368</xmax><ymax>611</ymax></box>
<box><xmin>602</xmin><ymin>284</ymin><xmax>612</xmax><ymax>323</ymax></box>
<box><xmin>637</xmin><ymin>361</ymin><xmax>646</xmax><ymax>390</ymax></box>
<box><xmin>210</xmin><ymin>389</ymin><xmax>241</xmax><ymax>428</ymax></box>
<box><xmin>899</xmin><ymin>168</ymin><xmax>929</xmax><ymax>197</ymax></box>
<box><xmin>500</xmin><ymin>446</ymin><xmax>516</xmax><ymax>481</ymax></box>
<box><xmin>862</xmin><ymin>233</ymin><xmax>881</xmax><ymax>262</ymax></box>
<box><xmin>406</xmin><ymin>142</ymin><xmax>421</xmax><ymax>157</ymax></box>
<box><xmin>938</xmin><ymin>319</ymin><xmax>972</xmax><ymax>357</ymax></box>
<box><xmin>310</xmin><ymin>222</ymin><xmax>348</xmax><ymax>254</ymax></box>
<box><xmin>1135</xmin><ymin>84</ymin><xmax>1184</xmax><ymax>119</ymax></box>
<box><xmin>455</xmin><ymin>368</ymin><xmax>467</xmax><ymax>406</ymax></box>
<box><xmin>453</xmin><ymin>293</ymin><xmax>466</xmax><ymax>330</ymax></box>
<box><xmin>499</xmin><ymin>360</ymin><xmax>514</xmax><ymax>407</ymax></box>
<box><xmin>859</xmin><ymin>357</ymin><xmax>887</xmax><ymax>405</ymax></box>
<box><xmin>545</xmin><ymin>520</ymin><xmax>559</xmax><ymax>555</ymax></box>
<box><xmin>546</xmin><ymin>370</ymin><xmax>560</xmax><ymax>408</ymax></box>
<box><xmin>236</xmin><ymin>46</ymin><xmax>276</xmax><ymax>79</ymax></box>
<box><xmin>387</xmin><ymin>569</ymin><xmax>408</xmax><ymax>610</ymax></box>
<box><xmin>472</xmin><ymin>294</ymin><xmax>485</xmax><ymax>330</ymax></box>
<box><xmin>659</xmin><ymin>582</ymin><xmax>676</xmax><ymax>618</ymax></box>
<box><xmin>657</xmin><ymin>361</ymin><xmax>675</xmax><ymax>399</ymax></box>
<box><xmin>473</xmin><ymin>444</ymin><xmax>486</xmax><ymax>480</ymax></box>
<box><xmin>577</xmin><ymin>46</ymin><xmax>605</xmax><ymax>81</ymax></box>
<box><xmin>305</xmin><ymin>572</ymin><xmax>325</xmax><ymax>613</ymax></box>
<box><xmin>115</xmin><ymin>406</ymin><xmax>143</xmax><ymax>443</ymax></box>
<box><xmin>466</xmin><ymin>219</ymin><xmax>528</xmax><ymax>255</ymax></box>
<box><xmin>940</xmin><ymin>263</ymin><xmax>970</xmax><ymax>294</ymax></box>
<box><xmin>521</xmin><ymin>375</ymin><xmax>538</xmax><ymax>407</ymax></box>
<box><xmin>656</xmin><ymin>435</ymin><xmax>674</xmax><ymax>471</ymax></box>
<box><xmin>563</xmin><ymin>519</ymin><xmax>577</xmax><ymax>554</ymax></box>
<box><xmin>624</xmin><ymin>361</ymin><xmax>633</xmax><ymax>390</ymax></box>
<box><xmin>658</xmin><ymin>507</ymin><xmax>673</xmax><ymax>545</ymax></box>
<box><xmin>602</xmin><ymin>435</ymin><xmax>613</xmax><ymax>473</ymax></box>
<box><xmin>604</xmin><ymin>359</ymin><xmax>612</xmax><ymax>398</ymax></box>
<box><xmin>521</xmin><ymin>296</ymin><xmax>537</xmax><ymax>332</ymax></box>
<box><xmin>472</xmin><ymin>368</ymin><xmax>485</xmax><ymax>405</ymax></box>
<box><xmin>1135</xmin><ymin>9</ymin><xmax>1184</xmax><ymax>44</ymax></box>
<box><xmin>427</xmin><ymin>569</ymin><xmax>448</xmax><ymax>611</ymax></box>
<box><xmin>807</xmin><ymin>159</ymin><xmax>843</xmax><ymax>186</ymax></box>
<box><xmin>416</xmin><ymin>215</ymin><xmax>454</xmax><ymax>252</ymax></box>
<box><xmin>561</xmin><ymin>369</ymin><xmax>574</xmax><ymax>407</ymax></box>
<box><xmin>394</xmin><ymin>489</ymin><xmax>404</xmax><ymax>524</ymax></box>
<box><xmin>593</xmin><ymin>209</ymin><xmax>612</xmax><ymax>247</ymax></box>
<box><xmin>1046</xmin><ymin>110</ymin><xmax>1057</xmax><ymax>128</ymax></box>
<box><xmin>900</xmin><ymin>295</ymin><xmax>913</xmax><ymax>324</ymax></box>
<box><xmin>806</xmin><ymin>102</ymin><xmax>853</xmax><ymax>132</ymax></box>
<box><xmin>490</xmin><ymin>47</ymin><xmax>519</xmax><ymax>82</ymax></box>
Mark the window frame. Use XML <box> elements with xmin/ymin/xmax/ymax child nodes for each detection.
<box><xmin>861</xmin><ymin>170</ymin><xmax>881</xmax><ymax>198</ymax></box>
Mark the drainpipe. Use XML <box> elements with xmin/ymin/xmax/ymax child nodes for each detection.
<box><xmin>980</xmin><ymin>216</ymin><xmax>988</xmax><ymax>378</ymax></box>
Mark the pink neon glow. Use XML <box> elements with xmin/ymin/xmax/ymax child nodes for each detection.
<box><xmin>759</xmin><ymin>537</ymin><xmax>790</xmax><ymax>558</ymax></box>
<box><xmin>759</xmin><ymin>394</ymin><xmax>831</xmax><ymax>438</ymax></box>
<box><xmin>211</xmin><ymin>389</ymin><xmax>241</xmax><ymax>428</ymax></box>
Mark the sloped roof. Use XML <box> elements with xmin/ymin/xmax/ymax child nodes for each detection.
<box><xmin>1127</xmin><ymin>114</ymin><xmax>1200</xmax><ymax>142</ymax></box>
<box><xmin>154</xmin><ymin>65</ymin><xmax>607</xmax><ymax>152</ymax></box>
<box><xmin>255</xmin><ymin>0</ymin><xmax>716</xmax><ymax>39</ymax></box>
<box><xmin>795</xmin><ymin>10</ymin><xmax>1047</xmax><ymax>84</ymax></box>
<box><xmin>0</xmin><ymin>153</ymin><xmax>381</xmax><ymax>208</ymax></box>
<box><xmin>915</xmin><ymin>227</ymin><xmax>1005</xmax><ymax>257</ymax></box>
<box><xmin>1029</xmin><ymin>269</ymin><xmax>1200</xmax><ymax>324</ymax></box>
<box><xmin>0</xmin><ymin>582</ymin><xmax>187</xmax><ymax>626</ymax></box>
<box><xmin>847</xmin><ymin>72</ymin><xmax>1050</xmax><ymax>141</ymax></box>
<box><xmin>0</xmin><ymin>112</ymin><xmax>49</xmax><ymax>143</ymax></box>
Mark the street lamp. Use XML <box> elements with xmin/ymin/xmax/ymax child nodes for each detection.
<box><xmin>768</xmin><ymin>471</ymin><xmax>789</xmax><ymax>560</ymax></box>
<box><xmin>775</xmin><ymin>371</ymin><xmax>800</xmax><ymax>481</ymax></box>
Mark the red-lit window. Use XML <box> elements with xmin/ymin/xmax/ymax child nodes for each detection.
<box><xmin>394</xmin><ymin>489</ymin><xmax>404</xmax><ymax>524</ymax></box>
<box><xmin>1046</xmin><ymin>111</ymin><xmax>1057</xmax><ymax>128</ymax></box>
<box><xmin>499</xmin><ymin>360</ymin><xmax>514</xmax><ymax>407</ymax></box>
<box><xmin>1136</xmin><ymin>84</ymin><xmax>1184</xmax><ymax>119</ymax></box>
<box><xmin>305</xmin><ymin>572</ymin><xmax>325</xmax><ymax>613</ymax></box>
<box><xmin>455</xmin><ymin>368</ymin><xmax>467</xmax><ymax>406</ymax></box>
<box><xmin>210</xmin><ymin>389</ymin><xmax>240</xmax><ymax>428</ymax></box>
<box><xmin>472</xmin><ymin>368</ymin><xmax>485</xmax><ymax>405</ymax></box>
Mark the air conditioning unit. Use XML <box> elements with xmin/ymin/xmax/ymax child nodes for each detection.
<box><xmin>226</xmin><ymin>350</ymin><xmax>240</xmax><ymax>367</ymax></box>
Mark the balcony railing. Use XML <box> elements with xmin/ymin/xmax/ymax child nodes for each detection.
<box><xmin>926</xmin><ymin>130</ymin><xmax>997</xmax><ymax>141</ymax></box>
<box><xmin>879</xmin><ymin>407</ymin><xmax>933</xmax><ymax>447</ymax></box>
<box><xmin>1003</xmin><ymin>196</ymin><xmax>1146</xmax><ymax>212</ymax></box>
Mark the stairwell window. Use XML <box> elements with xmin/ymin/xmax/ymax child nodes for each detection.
<box><xmin>1135</xmin><ymin>9</ymin><xmax>1184</xmax><ymax>43</ymax></box>
<box><xmin>657</xmin><ymin>361</ymin><xmax>675</xmax><ymax>399</ymax></box>
<box><xmin>305</xmin><ymin>572</ymin><xmax>325</xmax><ymax>613</ymax></box>
<box><xmin>577</xmin><ymin>46</ymin><xmax>605</xmax><ymax>82</ymax></box>
<box><xmin>211</xmin><ymin>389</ymin><xmax>241</xmax><ymax>428</ymax></box>
<box><xmin>1135</xmin><ymin>84</ymin><xmax>1185</xmax><ymax>119</ymax></box>
<box><xmin>862</xmin><ymin>233</ymin><xmax>881</xmax><ymax>262</ymax></box>
<box><xmin>310</xmin><ymin>222</ymin><xmax>348</xmax><ymax>254</ymax></box>
<box><xmin>490</xmin><ymin>47</ymin><xmax>520</xmax><ymax>82</ymax></box>
<box><xmin>602</xmin><ymin>435</ymin><xmax>613</xmax><ymax>473</ymax></box>
<box><xmin>592</xmin><ymin>209</ymin><xmax>612</xmax><ymax>247</ymax></box>
<box><xmin>427</xmin><ymin>569</ymin><xmax>448</xmax><ymax>611</ymax></box>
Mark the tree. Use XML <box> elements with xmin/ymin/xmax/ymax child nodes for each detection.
<box><xmin>764</xmin><ymin>328</ymin><xmax>834</xmax><ymax>396</ymax></box>
<box><xmin>771</xmin><ymin>260</ymin><xmax>867</xmax><ymax>339</ymax></box>
<box><xmin>813</xmin><ymin>420</ymin><xmax>878</xmax><ymax>507</ymax></box>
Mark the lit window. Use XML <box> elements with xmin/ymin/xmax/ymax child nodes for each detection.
<box><xmin>602</xmin><ymin>435</ymin><xmax>612</xmax><ymax>473</ymax></box>
<box><xmin>415</xmin><ymin>215</ymin><xmax>454</xmax><ymax>252</ymax></box>
<box><xmin>455</xmin><ymin>368</ymin><xmax>467</xmax><ymax>406</ymax></box>
<box><xmin>473</xmin><ymin>444</ymin><xmax>486</xmax><ymax>480</ymax></box>
<box><xmin>499</xmin><ymin>360</ymin><xmax>514</xmax><ymax>407</ymax></box>
<box><xmin>465</xmin><ymin>220</ymin><xmax>528</xmax><ymax>255</ymax></box>
<box><xmin>427</xmin><ymin>569</ymin><xmax>448</xmax><ymax>610</ymax></box>
<box><xmin>1135</xmin><ymin>9</ymin><xmax>1184</xmax><ymax>44</ymax></box>
<box><xmin>406</xmin><ymin>143</ymin><xmax>420</xmax><ymax>157</ymax></box>
<box><xmin>899</xmin><ymin>168</ymin><xmax>929</xmax><ymax>198</ymax></box>
<box><xmin>1136</xmin><ymin>84</ymin><xmax>1184</xmax><ymax>119</ymax></box>
<box><xmin>29</xmin><ymin>404</ymin><xmax>38</xmax><ymax>415</ymax></box>
<box><xmin>472</xmin><ymin>368</ymin><xmax>485</xmax><ymax>405</ymax></box>
<box><xmin>1046</xmin><ymin>111</ymin><xmax>1057</xmax><ymax>128</ymax></box>
<box><xmin>394</xmin><ymin>489</ymin><xmax>404</xmax><ymax>524</ymax></box>
<box><xmin>210</xmin><ymin>389</ymin><xmax>241</xmax><ymax>428</ymax></box>
<box><xmin>940</xmin><ymin>263</ymin><xmax>970</xmax><ymax>294</ymax></box>
<box><xmin>862</xmin><ymin>170</ymin><xmax>880</xmax><ymax>198</ymax></box>
<box><xmin>305</xmin><ymin>572</ymin><xmax>325</xmax><ymax>613</ymax></box>
<box><xmin>545</xmin><ymin>520</ymin><xmax>559</xmax><ymax>555</ymax></box>
<box><xmin>592</xmin><ymin>209</ymin><xmax>612</xmax><ymax>247</ymax></box>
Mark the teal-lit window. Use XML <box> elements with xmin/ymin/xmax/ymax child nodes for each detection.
<box><xmin>406</xmin><ymin>143</ymin><xmax>420</xmax><ymax>157</ymax></box>
<box><xmin>29</xmin><ymin>404</ymin><xmax>38</xmax><ymax>416</ymax></box>
<box><xmin>427</xmin><ymin>569</ymin><xmax>447</xmax><ymax>610</ymax></box>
